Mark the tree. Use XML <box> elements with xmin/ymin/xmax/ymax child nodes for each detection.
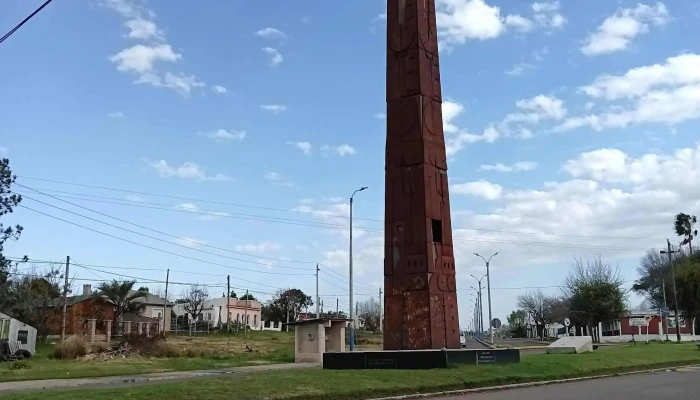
<box><xmin>181</xmin><ymin>284</ymin><xmax>209</xmax><ymax>321</ymax></box>
<box><xmin>675</xmin><ymin>213</ymin><xmax>697</xmax><ymax>254</ymax></box>
<box><xmin>261</xmin><ymin>288</ymin><xmax>313</xmax><ymax>323</ymax></box>
<box><xmin>0</xmin><ymin>158</ymin><xmax>24</xmax><ymax>306</ymax></box>
<box><xmin>227</xmin><ymin>290</ymin><xmax>237</xmax><ymax>298</ymax></box>
<box><xmin>516</xmin><ymin>290</ymin><xmax>560</xmax><ymax>340</ymax></box>
<box><xmin>10</xmin><ymin>263</ymin><xmax>65</xmax><ymax>340</ymax></box>
<box><xmin>562</xmin><ymin>256</ymin><xmax>627</xmax><ymax>335</ymax></box>
<box><xmin>632</xmin><ymin>249</ymin><xmax>673</xmax><ymax>309</ymax></box>
<box><xmin>357</xmin><ymin>298</ymin><xmax>381</xmax><ymax>332</ymax></box>
<box><xmin>97</xmin><ymin>280</ymin><xmax>147</xmax><ymax>324</ymax></box>
<box><xmin>239</xmin><ymin>293</ymin><xmax>257</xmax><ymax>301</ymax></box>
<box><xmin>507</xmin><ymin>310</ymin><xmax>527</xmax><ymax>337</ymax></box>
<box><xmin>137</xmin><ymin>286</ymin><xmax>150</xmax><ymax>293</ymax></box>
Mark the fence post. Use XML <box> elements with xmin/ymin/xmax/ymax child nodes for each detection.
<box><xmin>106</xmin><ymin>320</ymin><xmax>112</xmax><ymax>343</ymax></box>
<box><xmin>88</xmin><ymin>319</ymin><xmax>96</xmax><ymax>343</ymax></box>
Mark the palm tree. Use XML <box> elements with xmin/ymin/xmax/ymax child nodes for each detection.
<box><xmin>674</xmin><ymin>213</ymin><xmax>697</xmax><ymax>254</ymax></box>
<box><xmin>96</xmin><ymin>280</ymin><xmax>147</xmax><ymax>327</ymax></box>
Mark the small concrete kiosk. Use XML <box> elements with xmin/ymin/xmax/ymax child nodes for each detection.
<box><xmin>287</xmin><ymin>318</ymin><xmax>349</xmax><ymax>363</ymax></box>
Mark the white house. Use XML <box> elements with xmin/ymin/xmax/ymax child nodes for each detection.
<box><xmin>173</xmin><ymin>297</ymin><xmax>263</xmax><ymax>329</ymax></box>
<box><xmin>0</xmin><ymin>311</ymin><xmax>38</xmax><ymax>356</ymax></box>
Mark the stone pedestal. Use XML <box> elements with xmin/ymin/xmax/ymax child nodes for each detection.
<box><xmin>137</xmin><ymin>322</ymin><xmax>143</xmax><ymax>335</ymax></box>
<box><xmin>124</xmin><ymin>321</ymin><xmax>132</xmax><ymax>335</ymax></box>
<box><xmin>145</xmin><ymin>322</ymin><xmax>151</xmax><ymax>337</ymax></box>
<box><xmin>288</xmin><ymin>318</ymin><xmax>347</xmax><ymax>363</ymax></box>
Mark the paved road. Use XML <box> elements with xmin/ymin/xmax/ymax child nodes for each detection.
<box><xmin>463</xmin><ymin>339</ymin><xmax>490</xmax><ymax>349</ymax></box>
<box><xmin>430</xmin><ymin>367</ymin><xmax>700</xmax><ymax>399</ymax></box>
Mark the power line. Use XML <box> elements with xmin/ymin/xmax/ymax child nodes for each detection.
<box><xmin>14</xmin><ymin>188</ymin><xmax>382</xmax><ymax>233</ymax></box>
<box><xmin>0</xmin><ymin>0</ymin><xmax>55</xmax><ymax>45</ymax></box>
<box><xmin>17</xmin><ymin>176</ymin><xmax>380</xmax><ymax>222</ymax></box>
<box><xmin>17</xmin><ymin>184</ymin><xmax>318</xmax><ymax>266</ymax></box>
<box><xmin>19</xmin><ymin>195</ymin><xmax>315</xmax><ymax>273</ymax></box>
<box><xmin>18</xmin><ymin>205</ymin><xmax>307</xmax><ymax>289</ymax></box>
<box><xmin>17</xmin><ymin>178</ymin><xmax>669</xmax><ymax>241</ymax></box>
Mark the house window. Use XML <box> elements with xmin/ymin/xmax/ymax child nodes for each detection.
<box><xmin>254</xmin><ymin>315</ymin><xmax>257</xmax><ymax>325</ymax></box>
<box><xmin>207</xmin><ymin>313</ymin><xmax>212</xmax><ymax>321</ymax></box>
<box><xmin>246</xmin><ymin>315</ymin><xmax>250</xmax><ymax>324</ymax></box>
<box><xmin>431</xmin><ymin>219</ymin><xmax>442</xmax><ymax>243</ymax></box>
<box><xmin>0</xmin><ymin>319</ymin><xmax>9</xmax><ymax>339</ymax></box>
<box><xmin>237</xmin><ymin>313</ymin><xmax>240</xmax><ymax>323</ymax></box>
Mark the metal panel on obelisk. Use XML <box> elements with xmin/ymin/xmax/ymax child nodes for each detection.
<box><xmin>383</xmin><ymin>0</ymin><xmax>460</xmax><ymax>350</ymax></box>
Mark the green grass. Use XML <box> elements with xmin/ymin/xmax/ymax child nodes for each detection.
<box><xmin>5</xmin><ymin>342</ymin><xmax>700</xmax><ymax>400</ymax></box>
<box><xmin>0</xmin><ymin>330</ymin><xmax>294</xmax><ymax>383</ymax></box>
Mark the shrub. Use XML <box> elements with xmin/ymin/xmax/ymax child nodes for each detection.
<box><xmin>8</xmin><ymin>361</ymin><xmax>29</xmax><ymax>370</ymax></box>
<box><xmin>51</xmin><ymin>336</ymin><xmax>89</xmax><ymax>359</ymax></box>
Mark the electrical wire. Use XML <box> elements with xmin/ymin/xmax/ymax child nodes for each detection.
<box><xmin>0</xmin><ymin>0</ymin><xmax>54</xmax><ymax>45</ymax></box>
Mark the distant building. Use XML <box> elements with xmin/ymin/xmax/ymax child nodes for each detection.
<box><xmin>173</xmin><ymin>296</ymin><xmax>262</xmax><ymax>329</ymax></box>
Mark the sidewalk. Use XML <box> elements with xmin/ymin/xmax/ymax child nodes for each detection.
<box><xmin>0</xmin><ymin>362</ymin><xmax>320</xmax><ymax>394</ymax></box>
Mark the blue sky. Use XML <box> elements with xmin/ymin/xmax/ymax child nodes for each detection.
<box><xmin>2</xmin><ymin>0</ymin><xmax>700</xmax><ymax>328</ymax></box>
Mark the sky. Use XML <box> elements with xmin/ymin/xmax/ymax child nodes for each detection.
<box><xmin>2</xmin><ymin>0</ymin><xmax>700</xmax><ymax>330</ymax></box>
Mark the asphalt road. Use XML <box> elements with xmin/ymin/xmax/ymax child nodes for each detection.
<box><xmin>431</xmin><ymin>367</ymin><xmax>700</xmax><ymax>399</ymax></box>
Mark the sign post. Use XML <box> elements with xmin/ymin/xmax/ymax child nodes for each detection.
<box><xmin>563</xmin><ymin>318</ymin><xmax>571</xmax><ymax>337</ymax></box>
<box><xmin>644</xmin><ymin>316</ymin><xmax>653</xmax><ymax>343</ymax></box>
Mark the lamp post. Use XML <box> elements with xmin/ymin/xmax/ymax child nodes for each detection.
<box><xmin>474</xmin><ymin>252</ymin><xmax>499</xmax><ymax>344</ymax></box>
<box><xmin>349</xmin><ymin>186</ymin><xmax>367</xmax><ymax>351</ymax></box>
<box><xmin>469</xmin><ymin>274</ymin><xmax>487</xmax><ymax>340</ymax></box>
<box><xmin>660</xmin><ymin>239</ymin><xmax>682</xmax><ymax>343</ymax></box>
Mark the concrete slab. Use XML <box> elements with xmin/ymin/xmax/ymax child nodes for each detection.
<box><xmin>546</xmin><ymin>336</ymin><xmax>593</xmax><ymax>354</ymax></box>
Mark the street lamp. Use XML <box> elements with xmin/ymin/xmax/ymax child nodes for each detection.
<box><xmin>349</xmin><ymin>186</ymin><xmax>367</xmax><ymax>351</ymax></box>
<box><xmin>474</xmin><ymin>252</ymin><xmax>499</xmax><ymax>344</ymax></box>
<box><xmin>469</xmin><ymin>274</ymin><xmax>486</xmax><ymax>340</ymax></box>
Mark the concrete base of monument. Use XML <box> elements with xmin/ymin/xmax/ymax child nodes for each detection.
<box><xmin>322</xmin><ymin>348</ymin><xmax>521</xmax><ymax>369</ymax></box>
<box><xmin>546</xmin><ymin>336</ymin><xmax>594</xmax><ymax>354</ymax></box>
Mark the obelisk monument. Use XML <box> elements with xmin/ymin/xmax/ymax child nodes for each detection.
<box><xmin>383</xmin><ymin>0</ymin><xmax>460</xmax><ymax>350</ymax></box>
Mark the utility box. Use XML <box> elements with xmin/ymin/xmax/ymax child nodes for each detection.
<box><xmin>287</xmin><ymin>318</ymin><xmax>348</xmax><ymax>363</ymax></box>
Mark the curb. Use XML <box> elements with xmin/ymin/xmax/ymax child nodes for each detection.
<box><xmin>368</xmin><ymin>364</ymin><xmax>700</xmax><ymax>400</ymax></box>
<box><xmin>474</xmin><ymin>338</ymin><xmax>495</xmax><ymax>349</ymax></box>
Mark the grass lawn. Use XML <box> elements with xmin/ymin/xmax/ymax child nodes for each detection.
<box><xmin>0</xmin><ymin>330</ymin><xmax>294</xmax><ymax>382</ymax></box>
<box><xmin>6</xmin><ymin>342</ymin><xmax>700</xmax><ymax>400</ymax></box>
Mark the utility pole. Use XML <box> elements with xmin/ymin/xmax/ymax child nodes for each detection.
<box><xmin>286</xmin><ymin>299</ymin><xmax>290</xmax><ymax>332</ymax></box>
<box><xmin>227</xmin><ymin>275</ymin><xmax>231</xmax><ymax>333</ymax></box>
<box><xmin>320</xmin><ymin>300</ymin><xmax>324</xmax><ymax>317</ymax></box>
<box><xmin>315</xmin><ymin>264</ymin><xmax>320</xmax><ymax>317</ymax></box>
<box><xmin>60</xmin><ymin>255</ymin><xmax>70</xmax><ymax>342</ymax></box>
<box><xmin>661</xmin><ymin>239</ymin><xmax>682</xmax><ymax>343</ymax></box>
<box><xmin>336</xmin><ymin>298</ymin><xmax>339</xmax><ymax>314</ymax></box>
<box><xmin>244</xmin><ymin>289</ymin><xmax>249</xmax><ymax>337</ymax></box>
<box><xmin>349</xmin><ymin>186</ymin><xmax>367</xmax><ymax>352</ymax></box>
<box><xmin>474</xmin><ymin>252</ymin><xmax>499</xmax><ymax>344</ymax></box>
<box><xmin>662</xmin><ymin>279</ymin><xmax>669</xmax><ymax>341</ymax></box>
<box><xmin>379</xmin><ymin>287</ymin><xmax>383</xmax><ymax>333</ymax></box>
<box><xmin>162</xmin><ymin>268</ymin><xmax>169</xmax><ymax>335</ymax></box>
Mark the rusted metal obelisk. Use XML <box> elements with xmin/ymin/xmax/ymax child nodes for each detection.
<box><xmin>383</xmin><ymin>0</ymin><xmax>460</xmax><ymax>350</ymax></box>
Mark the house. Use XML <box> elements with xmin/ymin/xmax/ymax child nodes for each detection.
<box><xmin>600</xmin><ymin>309</ymin><xmax>696</xmax><ymax>342</ymax></box>
<box><xmin>0</xmin><ymin>311</ymin><xmax>38</xmax><ymax>356</ymax></box>
<box><xmin>47</xmin><ymin>284</ymin><xmax>174</xmax><ymax>335</ymax></box>
<box><xmin>173</xmin><ymin>296</ymin><xmax>262</xmax><ymax>329</ymax></box>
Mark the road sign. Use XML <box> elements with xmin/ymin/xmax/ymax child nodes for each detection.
<box><xmin>545</xmin><ymin>323</ymin><xmax>550</xmax><ymax>329</ymax></box>
<box><xmin>629</xmin><ymin>317</ymin><xmax>649</xmax><ymax>327</ymax></box>
<box><xmin>644</xmin><ymin>316</ymin><xmax>653</xmax><ymax>322</ymax></box>
<box><xmin>491</xmin><ymin>318</ymin><xmax>502</xmax><ymax>329</ymax></box>
<box><xmin>564</xmin><ymin>318</ymin><xmax>571</xmax><ymax>327</ymax></box>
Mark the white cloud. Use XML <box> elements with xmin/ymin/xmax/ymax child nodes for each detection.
<box><xmin>442</xmin><ymin>101</ymin><xmax>466</xmax><ymax>133</ymax></box>
<box><xmin>175</xmin><ymin>237</ymin><xmax>206</xmax><ymax>248</ymax></box>
<box><xmin>511</xmin><ymin>95</ymin><xmax>567</xmax><ymax>121</ymax></box>
<box><xmin>262</xmin><ymin>47</ymin><xmax>283</xmax><ymax>66</ymax></box>
<box><xmin>479</xmin><ymin>161</ymin><xmax>538</xmax><ymax>173</ymax></box>
<box><xmin>436</xmin><ymin>0</ymin><xmax>566</xmax><ymax>48</ymax></box>
<box><xmin>147</xmin><ymin>160</ymin><xmax>231</xmax><ymax>182</ymax></box>
<box><xmin>532</xmin><ymin>1</ymin><xmax>567</xmax><ymax>29</ymax></box>
<box><xmin>255</xmin><ymin>27</ymin><xmax>287</xmax><ymax>39</ymax></box>
<box><xmin>203</xmin><ymin>129</ymin><xmax>246</xmax><ymax>142</ymax></box>
<box><xmin>125</xmin><ymin>194</ymin><xmax>145</xmax><ymax>202</ymax></box>
<box><xmin>288</xmin><ymin>141</ymin><xmax>312</xmax><ymax>155</ymax></box>
<box><xmin>124</xmin><ymin>18</ymin><xmax>162</xmax><ymax>40</ymax></box>
<box><xmin>375</xmin><ymin>113</ymin><xmax>386</xmax><ymax>120</ymax></box>
<box><xmin>581</xmin><ymin>2</ymin><xmax>670</xmax><ymax>56</ymax></box>
<box><xmin>109</xmin><ymin>44</ymin><xmax>181</xmax><ymax>74</ymax></box>
<box><xmin>451</xmin><ymin>180</ymin><xmax>504</xmax><ymax>200</ymax></box>
<box><xmin>299</xmin><ymin>198</ymin><xmax>315</xmax><ymax>205</ymax></box>
<box><xmin>265</xmin><ymin>172</ymin><xmax>283</xmax><ymax>181</ymax></box>
<box><xmin>505</xmin><ymin>14</ymin><xmax>534</xmax><ymax>32</ymax></box>
<box><xmin>137</xmin><ymin>72</ymin><xmax>204</xmax><ymax>96</ymax></box>
<box><xmin>261</xmin><ymin>104</ymin><xmax>287</xmax><ymax>114</ymax></box>
<box><xmin>235</xmin><ymin>242</ymin><xmax>282</xmax><ymax>253</ymax></box>
<box><xmin>322</xmin><ymin>144</ymin><xmax>356</xmax><ymax>156</ymax></box>
<box><xmin>436</xmin><ymin>0</ymin><xmax>508</xmax><ymax>45</ymax></box>
<box><xmin>174</xmin><ymin>202</ymin><xmax>231</xmax><ymax>221</ymax></box>
<box><xmin>108</xmin><ymin>111</ymin><xmax>125</xmax><ymax>118</ymax></box>
<box><xmin>505</xmin><ymin>62</ymin><xmax>535</xmax><ymax>77</ymax></box>
<box><xmin>212</xmin><ymin>85</ymin><xmax>228</xmax><ymax>94</ymax></box>
<box><xmin>101</xmin><ymin>0</ymin><xmax>151</xmax><ymax>19</ymax></box>
<box><xmin>558</xmin><ymin>54</ymin><xmax>700</xmax><ymax>131</ymax></box>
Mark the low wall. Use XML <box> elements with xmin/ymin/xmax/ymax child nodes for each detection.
<box><xmin>600</xmin><ymin>334</ymin><xmax>700</xmax><ymax>343</ymax></box>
